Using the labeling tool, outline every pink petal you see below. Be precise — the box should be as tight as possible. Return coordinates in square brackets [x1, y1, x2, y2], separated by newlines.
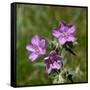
[26, 44, 35, 52]
[29, 53, 38, 61]
[67, 35, 76, 42]
[67, 25, 76, 34]
[51, 62, 60, 69]
[59, 21, 67, 32]
[31, 35, 40, 45]
[52, 30, 60, 38]
[39, 39, 45, 48]
[44, 57, 49, 64]
[46, 64, 52, 74]
[58, 37, 66, 45]
[39, 48, 46, 55]
[44, 58, 52, 74]
[60, 21, 66, 27]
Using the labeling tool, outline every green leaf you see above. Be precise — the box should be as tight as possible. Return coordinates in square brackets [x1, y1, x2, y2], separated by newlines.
[53, 74, 65, 84]
[33, 62, 45, 67]
[61, 48, 65, 58]
[63, 43, 76, 56]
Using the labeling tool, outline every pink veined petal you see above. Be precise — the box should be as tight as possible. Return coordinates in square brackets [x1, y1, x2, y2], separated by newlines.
[31, 35, 40, 45]
[49, 50, 56, 55]
[29, 53, 38, 61]
[51, 62, 60, 69]
[59, 21, 66, 32]
[67, 35, 76, 42]
[60, 21, 66, 27]
[44, 57, 51, 73]
[39, 48, 46, 55]
[52, 30, 60, 38]
[26, 44, 35, 52]
[67, 25, 76, 34]
[58, 37, 66, 45]
[44, 57, 49, 63]
[39, 39, 45, 48]
[46, 64, 52, 74]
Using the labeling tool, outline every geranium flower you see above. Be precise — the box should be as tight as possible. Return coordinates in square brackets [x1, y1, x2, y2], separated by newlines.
[26, 35, 46, 61]
[52, 21, 76, 45]
[44, 50, 62, 74]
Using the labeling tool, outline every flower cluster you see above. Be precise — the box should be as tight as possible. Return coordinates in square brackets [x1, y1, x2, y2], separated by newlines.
[26, 21, 77, 83]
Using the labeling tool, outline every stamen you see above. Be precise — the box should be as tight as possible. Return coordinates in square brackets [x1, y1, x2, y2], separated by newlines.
[34, 45, 40, 52]
[62, 32, 67, 36]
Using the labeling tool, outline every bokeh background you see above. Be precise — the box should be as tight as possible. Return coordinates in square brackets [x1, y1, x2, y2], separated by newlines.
[16, 3, 87, 86]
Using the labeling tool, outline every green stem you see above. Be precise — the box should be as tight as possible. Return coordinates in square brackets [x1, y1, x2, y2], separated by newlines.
[60, 47, 65, 70]
[54, 69, 60, 74]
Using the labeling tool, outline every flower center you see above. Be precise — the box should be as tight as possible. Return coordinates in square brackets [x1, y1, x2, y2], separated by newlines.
[49, 56, 54, 64]
[34, 45, 40, 53]
[62, 32, 67, 36]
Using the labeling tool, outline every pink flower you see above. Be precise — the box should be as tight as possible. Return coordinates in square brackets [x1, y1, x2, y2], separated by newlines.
[44, 50, 62, 74]
[52, 21, 76, 45]
[26, 35, 46, 61]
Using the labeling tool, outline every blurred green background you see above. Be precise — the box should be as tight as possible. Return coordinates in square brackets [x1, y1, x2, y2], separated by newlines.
[16, 4, 87, 86]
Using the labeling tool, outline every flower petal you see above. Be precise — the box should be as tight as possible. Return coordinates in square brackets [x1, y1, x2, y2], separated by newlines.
[60, 21, 66, 27]
[52, 30, 60, 38]
[49, 50, 56, 56]
[44, 57, 49, 62]
[44, 58, 52, 74]
[58, 37, 66, 45]
[26, 44, 35, 52]
[39, 39, 45, 48]
[67, 35, 76, 42]
[31, 35, 40, 45]
[59, 21, 67, 32]
[67, 25, 76, 34]
[29, 53, 38, 61]
[39, 48, 46, 55]
[51, 62, 60, 69]
[46, 64, 52, 74]
[57, 56, 62, 62]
